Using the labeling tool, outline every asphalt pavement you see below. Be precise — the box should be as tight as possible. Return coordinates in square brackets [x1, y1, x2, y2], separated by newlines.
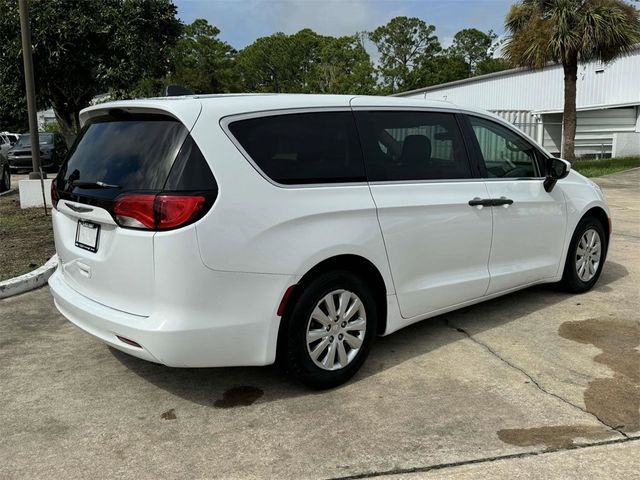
[1, 169, 638, 479]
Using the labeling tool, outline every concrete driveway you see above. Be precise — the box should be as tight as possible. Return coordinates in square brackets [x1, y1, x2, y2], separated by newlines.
[1, 169, 638, 479]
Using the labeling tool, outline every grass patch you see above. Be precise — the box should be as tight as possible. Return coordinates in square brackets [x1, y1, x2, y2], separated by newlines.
[0, 191, 55, 281]
[572, 156, 640, 178]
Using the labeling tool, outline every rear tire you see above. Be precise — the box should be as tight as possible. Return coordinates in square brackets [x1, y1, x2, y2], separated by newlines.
[284, 270, 377, 389]
[0, 167, 10, 192]
[559, 215, 607, 293]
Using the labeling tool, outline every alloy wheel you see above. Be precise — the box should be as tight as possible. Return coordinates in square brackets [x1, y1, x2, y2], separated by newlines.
[305, 289, 367, 371]
[576, 228, 601, 282]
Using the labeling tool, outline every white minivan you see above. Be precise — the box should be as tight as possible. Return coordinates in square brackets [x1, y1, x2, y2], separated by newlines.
[49, 94, 610, 388]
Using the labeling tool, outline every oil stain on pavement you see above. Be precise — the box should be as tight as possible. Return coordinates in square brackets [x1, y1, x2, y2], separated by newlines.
[498, 317, 639, 449]
[214, 386, 264, 408]
[160, 408, 177, 420]
[497, 425, 610, 450]
[559, 317, 639, 433]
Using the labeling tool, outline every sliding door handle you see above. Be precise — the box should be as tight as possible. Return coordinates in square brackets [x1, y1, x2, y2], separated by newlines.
[468, 198, 493, 207]
[491, 197, 514, 206]
[469, 197, 514, 207]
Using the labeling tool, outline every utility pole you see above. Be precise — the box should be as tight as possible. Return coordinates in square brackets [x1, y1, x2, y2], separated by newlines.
[18, 0, 47, 214]
[19, 0, 43, 179]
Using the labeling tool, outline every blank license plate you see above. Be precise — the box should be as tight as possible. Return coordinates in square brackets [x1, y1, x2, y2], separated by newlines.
[75, 220, 100, 253]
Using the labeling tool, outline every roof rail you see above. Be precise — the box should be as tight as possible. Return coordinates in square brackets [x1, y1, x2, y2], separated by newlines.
[165, 85, 194, 97]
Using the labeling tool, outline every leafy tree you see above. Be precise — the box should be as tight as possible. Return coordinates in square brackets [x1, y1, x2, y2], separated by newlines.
[412, 55, 470, 88]
[475, 57, 512, 76]
[504, 0, 640, 161]
[0, 0, 181, 145]
[0, 81, 27, 132]
[449, 28, 500, 76]
[369, 16, 441, 93]
[236, 29, 375, 94]
[308, 34, 376, 94]
[43, 121, 61, 133]
[236, 33, 298, 92]
[168, 19, 238, 94]
[289, 28, 325, 91]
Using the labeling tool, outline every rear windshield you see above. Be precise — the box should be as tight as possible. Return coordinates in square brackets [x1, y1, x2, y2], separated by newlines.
[58, 114, 189, 196]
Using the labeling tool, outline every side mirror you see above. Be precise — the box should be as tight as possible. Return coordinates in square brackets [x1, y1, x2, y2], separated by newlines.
[544, 157, 571, 192]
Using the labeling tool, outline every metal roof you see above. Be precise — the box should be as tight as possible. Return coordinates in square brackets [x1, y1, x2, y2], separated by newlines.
[394, 44, 640, 99]
[395, 49, 640, 113]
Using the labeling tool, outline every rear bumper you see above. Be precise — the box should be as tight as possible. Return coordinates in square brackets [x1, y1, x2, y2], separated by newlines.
[49, 267, 296, 367]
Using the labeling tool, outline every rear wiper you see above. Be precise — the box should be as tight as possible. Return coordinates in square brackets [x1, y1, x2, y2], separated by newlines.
[71, 180, 121, 189]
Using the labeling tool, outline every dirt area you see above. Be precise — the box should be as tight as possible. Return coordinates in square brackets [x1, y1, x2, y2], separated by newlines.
[0, 191, 55, 281]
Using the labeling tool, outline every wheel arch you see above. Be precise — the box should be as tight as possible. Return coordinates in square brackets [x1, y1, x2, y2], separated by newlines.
[558, 205, 610, 292]
[582, 206, 610, 243]
[276, 254, 389, 363]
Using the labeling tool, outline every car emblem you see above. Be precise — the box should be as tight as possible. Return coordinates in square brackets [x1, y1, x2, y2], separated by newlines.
[65, 202, 93, 213]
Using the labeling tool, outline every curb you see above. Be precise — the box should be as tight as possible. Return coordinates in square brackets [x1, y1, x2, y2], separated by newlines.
[0, 187, 16, 197]
[0, 255, 58, 299]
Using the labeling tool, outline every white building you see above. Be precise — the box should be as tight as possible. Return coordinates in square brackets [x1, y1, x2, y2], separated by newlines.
[37, 108, 56, 130]
[396, 46, 640, 158]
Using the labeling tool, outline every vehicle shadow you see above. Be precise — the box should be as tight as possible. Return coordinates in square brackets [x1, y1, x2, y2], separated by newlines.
[110, 260, 628, 407]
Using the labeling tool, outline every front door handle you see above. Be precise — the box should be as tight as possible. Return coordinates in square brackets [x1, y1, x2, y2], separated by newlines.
[468, 198, 493, 207]
[491, 197, 514, 206]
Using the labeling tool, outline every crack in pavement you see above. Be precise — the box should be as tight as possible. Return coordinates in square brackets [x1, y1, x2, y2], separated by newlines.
[444, 320, 629, 439]
[326, 436, 640, 480]
[328, 318, 637, 480]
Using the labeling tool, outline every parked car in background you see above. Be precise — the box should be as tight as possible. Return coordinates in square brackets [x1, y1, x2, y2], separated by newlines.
[1, 131, 19, 148]
[0, 155, 9, 193]
[0, 133, 14, 192]
[8, 132, 68, 173]
[5, 133, 19, 145]
[49, 94, 610, 389]
[1, 132, 13, 159]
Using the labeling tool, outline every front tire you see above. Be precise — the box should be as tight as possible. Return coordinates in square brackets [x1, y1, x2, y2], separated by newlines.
[560, 215, 607, 293]
[284, 270, 377, 389]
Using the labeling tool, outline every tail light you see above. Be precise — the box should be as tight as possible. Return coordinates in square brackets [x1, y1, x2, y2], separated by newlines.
[113, 193, 207, 231]
[51, 180, 59, 209]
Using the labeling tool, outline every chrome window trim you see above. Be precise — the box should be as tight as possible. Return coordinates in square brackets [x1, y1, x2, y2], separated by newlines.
[352, 105, 543, 147]
[220, 106, 548, 189]
[368, 177, 545, 187]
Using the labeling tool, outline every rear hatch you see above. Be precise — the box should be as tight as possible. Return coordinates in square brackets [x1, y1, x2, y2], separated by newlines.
[52, 106, 217, 316]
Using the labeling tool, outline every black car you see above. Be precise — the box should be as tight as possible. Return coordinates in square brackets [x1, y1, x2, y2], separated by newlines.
[7, 132, 68, 173]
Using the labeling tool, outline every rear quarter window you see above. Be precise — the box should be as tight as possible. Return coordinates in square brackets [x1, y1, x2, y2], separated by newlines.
[227, 111, 365, 185]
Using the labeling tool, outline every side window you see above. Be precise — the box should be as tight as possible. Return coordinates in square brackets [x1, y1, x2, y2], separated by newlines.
[354, 111, 472, 181]
[468, 116, 541, 178]
[228, 112, 365, 185]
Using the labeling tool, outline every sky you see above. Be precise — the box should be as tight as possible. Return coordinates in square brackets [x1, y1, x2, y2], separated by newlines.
[173, 0, 515, 50]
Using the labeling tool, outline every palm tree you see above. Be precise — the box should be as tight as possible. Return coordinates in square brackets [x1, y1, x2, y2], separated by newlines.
[503, 0, 640, 161]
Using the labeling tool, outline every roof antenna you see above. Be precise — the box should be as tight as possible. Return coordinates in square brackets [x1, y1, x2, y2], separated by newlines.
[165, 85, 193, 97]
